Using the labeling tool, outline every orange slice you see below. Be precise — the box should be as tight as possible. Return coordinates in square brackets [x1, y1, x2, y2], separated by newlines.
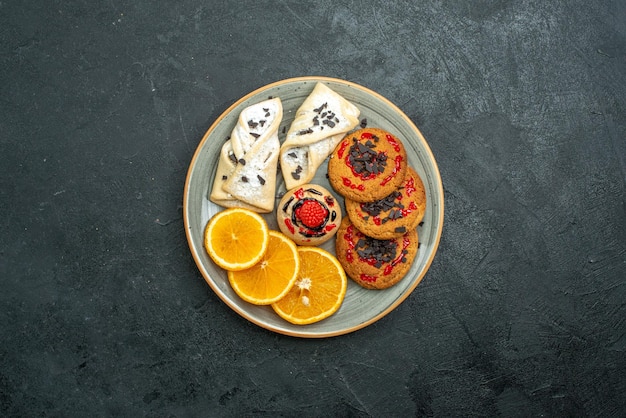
[228, 231, 300, 305]
[204, 208, 269, 271]
[272, 247, 347, 325]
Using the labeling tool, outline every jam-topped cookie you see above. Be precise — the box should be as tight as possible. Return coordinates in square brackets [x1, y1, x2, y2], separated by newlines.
[345, 166, 426, 240]
[277, 184, 342, 246]
[335, 217, 418, 290]
[328, 128, 408, 203]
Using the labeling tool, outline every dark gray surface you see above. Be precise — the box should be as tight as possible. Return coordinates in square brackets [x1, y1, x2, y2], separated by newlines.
[1, 0, 625, 416]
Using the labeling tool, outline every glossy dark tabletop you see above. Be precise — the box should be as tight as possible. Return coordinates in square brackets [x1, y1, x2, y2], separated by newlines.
[1, 1, 625, 416]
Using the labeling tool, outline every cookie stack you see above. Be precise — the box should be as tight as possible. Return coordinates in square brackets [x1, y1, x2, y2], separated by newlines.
[328, 128, 426, 289]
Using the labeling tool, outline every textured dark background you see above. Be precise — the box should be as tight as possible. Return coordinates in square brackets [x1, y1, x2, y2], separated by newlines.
[1, 0, 625, 416]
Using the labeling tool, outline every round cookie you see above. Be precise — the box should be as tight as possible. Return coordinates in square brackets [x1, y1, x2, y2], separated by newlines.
[345, 166, 426, 240]
[277, 184, 342, 246]
[335, 217, 419, 290]
[328, 128, 408, 203]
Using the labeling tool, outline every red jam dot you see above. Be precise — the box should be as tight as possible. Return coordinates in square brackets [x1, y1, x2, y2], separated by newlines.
[337, 140, 350, 159]
[401, 202, 417, 217]
[295, 199, 328, 228]
[380, 155, 403, 186]
[344, 225, 357, 262]
[385, 134, 401, 152]
[284, 218, 295, 234]
[360, 273, 378, 283]
[384, 235, 411, 276]
[404, 176, 416, 197]
[342, 177, 365, 191]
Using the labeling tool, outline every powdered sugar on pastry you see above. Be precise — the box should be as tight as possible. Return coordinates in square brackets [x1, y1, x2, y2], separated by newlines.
[210, 97, 282, 213]
[280, 83, 360, 190]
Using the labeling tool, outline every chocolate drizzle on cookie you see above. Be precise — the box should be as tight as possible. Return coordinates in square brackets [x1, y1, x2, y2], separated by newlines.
[355, 236, 399, 269]
[347, 136, 388, 179]
[361, 190, 404, 217]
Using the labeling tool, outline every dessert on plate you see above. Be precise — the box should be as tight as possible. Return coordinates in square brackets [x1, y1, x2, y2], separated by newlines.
[328, 127, 408, 203]
[276, 184, 342, 246]
[344, 166, 426, 240]
[335, 217, 419, 290]
[210, 97, 282, 213]
[280, 83, 360, 190]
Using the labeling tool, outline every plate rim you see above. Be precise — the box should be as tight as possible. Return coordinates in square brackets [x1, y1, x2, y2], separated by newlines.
[183, 76, 444, 338]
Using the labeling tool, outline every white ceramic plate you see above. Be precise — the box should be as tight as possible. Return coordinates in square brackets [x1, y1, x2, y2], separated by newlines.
[183, 77, 444, 338]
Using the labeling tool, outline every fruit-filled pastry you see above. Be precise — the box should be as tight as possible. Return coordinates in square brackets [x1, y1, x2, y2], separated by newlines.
[280, 83, 360, 190]
[210, 97, 283, 213]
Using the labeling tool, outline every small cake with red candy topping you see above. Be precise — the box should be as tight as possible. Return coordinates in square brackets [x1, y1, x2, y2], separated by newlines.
[328, 127, 408, 203]
[277, 184, 342, 246]
[344, 166, 426, 240]
[335, 217, 419, 289]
